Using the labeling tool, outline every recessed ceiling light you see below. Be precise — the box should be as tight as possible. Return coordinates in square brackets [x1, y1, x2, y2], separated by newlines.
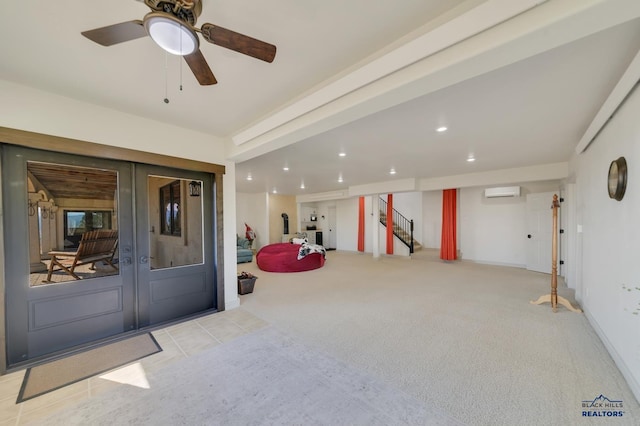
[246, 175, 253, 181]
[389, 168, 396, 175]
[339, 152, 346, 157]
[436, 126, 448, 132]
[467, 157, 476, 162]
[283, 166, 289, 171]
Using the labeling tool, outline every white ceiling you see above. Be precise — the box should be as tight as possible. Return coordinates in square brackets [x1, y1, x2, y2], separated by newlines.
[0, 0, 464, 136]
[235, 18, 640, 194]
[2, 1, 640, 196]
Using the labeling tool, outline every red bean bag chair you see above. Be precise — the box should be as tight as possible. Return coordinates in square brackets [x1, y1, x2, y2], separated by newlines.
[256, 243, 325, 272]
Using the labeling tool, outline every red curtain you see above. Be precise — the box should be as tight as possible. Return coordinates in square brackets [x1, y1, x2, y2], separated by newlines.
[386, 194, 394, 254]
[357, 196, 365, 252]
[440, 189, 457, 261]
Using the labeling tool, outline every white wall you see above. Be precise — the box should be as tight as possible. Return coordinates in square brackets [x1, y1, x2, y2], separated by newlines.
[332, 195, 411, 256]
[422, 190, 442, 249]
[0, 80, 240, 310]
[459, 187, 527, 267]
[391, 192, 423, 246]
[315, 201, 337, 248]
[575, 84, 640, 400]
[222, 163, 239, 309]
[0, 80, 227, 164]
[236, 192, 269, 250]
[336, 198, 359, 251]
[375, 225, 411, 256]
[560, 182, 577, 288]
[330, 184, 568, 263]
[458, 182, 560, 267]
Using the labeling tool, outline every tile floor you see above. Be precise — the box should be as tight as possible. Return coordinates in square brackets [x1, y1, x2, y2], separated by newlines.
[0, 308, 268, 425]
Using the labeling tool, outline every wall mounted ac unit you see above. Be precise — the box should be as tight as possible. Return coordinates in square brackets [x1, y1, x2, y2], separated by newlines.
[484, 186, 521, 198]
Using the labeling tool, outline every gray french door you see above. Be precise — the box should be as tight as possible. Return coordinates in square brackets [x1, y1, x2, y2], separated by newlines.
[2, 146, 136, 366]
[135, 164, 215, 326]
[2, 146, 217, 368]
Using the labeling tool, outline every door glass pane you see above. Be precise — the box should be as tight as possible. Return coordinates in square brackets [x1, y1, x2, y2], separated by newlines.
[148, 176, 203, 270]
[27, 162, 119, 286]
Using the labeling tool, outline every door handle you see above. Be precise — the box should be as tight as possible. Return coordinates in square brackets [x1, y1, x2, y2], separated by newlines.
[139, 256, 149, 264]
[121, 257, 132, 266]
[527, 234, 532, 239]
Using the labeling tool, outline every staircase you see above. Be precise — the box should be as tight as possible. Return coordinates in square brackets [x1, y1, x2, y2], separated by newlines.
[379, 198, 422, 254]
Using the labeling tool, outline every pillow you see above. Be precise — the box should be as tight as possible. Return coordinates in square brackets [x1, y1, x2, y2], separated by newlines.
[292, 237, 308, 245]
[237, 236, 251, 249]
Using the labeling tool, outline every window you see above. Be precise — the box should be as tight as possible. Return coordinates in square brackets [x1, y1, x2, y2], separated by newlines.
[63, 210, 113, 248]
[160, 180, 181, 236]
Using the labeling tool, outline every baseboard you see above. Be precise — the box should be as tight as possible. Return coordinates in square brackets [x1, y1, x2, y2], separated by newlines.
[225, 297, 240, 310]
[584, 310, 640, 404]
[462, 259, 526, 269]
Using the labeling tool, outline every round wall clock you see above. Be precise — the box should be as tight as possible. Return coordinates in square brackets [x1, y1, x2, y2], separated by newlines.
[608, 156, 627, 201]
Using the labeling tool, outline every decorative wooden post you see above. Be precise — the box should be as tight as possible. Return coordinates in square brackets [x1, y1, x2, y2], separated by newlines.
[530, 194, 582, 313]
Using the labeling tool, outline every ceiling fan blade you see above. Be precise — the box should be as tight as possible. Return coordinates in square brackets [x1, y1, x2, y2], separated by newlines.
[200, 23, 276, 63]
[81, 20, 147, 46]
[184, 50, 217, 85]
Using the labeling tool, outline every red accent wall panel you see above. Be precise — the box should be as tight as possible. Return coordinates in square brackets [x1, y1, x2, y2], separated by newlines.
[440, 189, 457, 260]
[357, 196, 365, 252]
[386, 194, 394, 255]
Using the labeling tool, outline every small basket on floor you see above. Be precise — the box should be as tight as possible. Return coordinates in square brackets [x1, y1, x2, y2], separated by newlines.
[237, 272, 257, 295]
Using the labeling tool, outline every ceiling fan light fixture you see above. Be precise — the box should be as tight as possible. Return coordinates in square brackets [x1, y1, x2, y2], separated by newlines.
[144, 13, 199, 56]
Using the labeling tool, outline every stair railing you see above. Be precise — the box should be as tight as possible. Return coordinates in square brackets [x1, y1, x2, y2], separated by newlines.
[379, 198, 414, 253]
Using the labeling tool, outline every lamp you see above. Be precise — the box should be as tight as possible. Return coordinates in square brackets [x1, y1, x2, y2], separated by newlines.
[143, 12, 199, 56]
[189, 181, 201, 197]
[28, 199, 36, 216]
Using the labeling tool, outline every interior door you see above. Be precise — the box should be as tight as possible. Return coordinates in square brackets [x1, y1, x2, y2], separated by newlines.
[2, 146, 135, 366]
[327, 206, 337, 249]
[526, 191, 557, 274]
[135, 164, 216, 327]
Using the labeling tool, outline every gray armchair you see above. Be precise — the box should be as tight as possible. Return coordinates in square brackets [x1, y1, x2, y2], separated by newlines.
[237, 235, 253, 263]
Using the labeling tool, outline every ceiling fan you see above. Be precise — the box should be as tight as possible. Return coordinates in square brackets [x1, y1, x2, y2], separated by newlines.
[81, 0, 276, 85]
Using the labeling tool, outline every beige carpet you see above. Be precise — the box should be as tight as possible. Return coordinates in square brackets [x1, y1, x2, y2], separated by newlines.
[238, 249, 640, 425]
[17, 333, 161, 403]
[17, 250, 639, 425]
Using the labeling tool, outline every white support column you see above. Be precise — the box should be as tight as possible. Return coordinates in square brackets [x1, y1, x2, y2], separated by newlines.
[38, 200, 56, 258]
[372, 195, 380, 259]
[28, 194, 46, 272]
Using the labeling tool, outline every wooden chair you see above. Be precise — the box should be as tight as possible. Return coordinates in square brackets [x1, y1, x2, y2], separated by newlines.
[45, 230, 119, 282]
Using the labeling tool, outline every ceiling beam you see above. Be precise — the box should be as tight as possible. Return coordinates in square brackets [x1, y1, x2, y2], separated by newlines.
[228, 0, 640, 163]
[231, 0, 548, 148]
[575, 46, 640, 154]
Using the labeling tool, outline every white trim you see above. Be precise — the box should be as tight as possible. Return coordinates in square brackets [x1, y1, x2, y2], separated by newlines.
[225, 297, 241, 310]
[232, 0, 547, 147]
[349, 179, 418, 197]
[575, 47, 640, 154]
[585, 311, 640, 404]
[296, 190, 349, 203]
[419, 162, 568, 191]
[461, 259, 527, 269]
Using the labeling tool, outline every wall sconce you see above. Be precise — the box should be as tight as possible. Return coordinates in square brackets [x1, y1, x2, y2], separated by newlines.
[189, 181, 201, 197]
